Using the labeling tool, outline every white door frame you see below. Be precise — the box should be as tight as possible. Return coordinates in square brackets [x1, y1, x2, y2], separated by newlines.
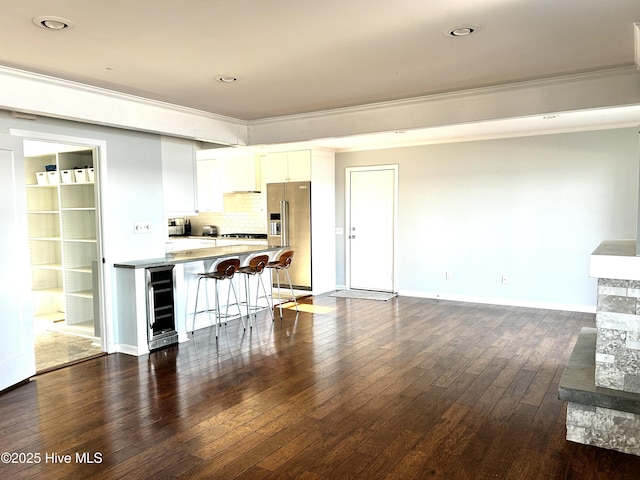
[10, 128, 112, 354]
[0, 133, 35, 390]
[345, 164, 399, 292]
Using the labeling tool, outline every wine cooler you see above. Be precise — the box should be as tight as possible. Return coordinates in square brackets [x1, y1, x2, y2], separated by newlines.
[146, 265, 178, 350]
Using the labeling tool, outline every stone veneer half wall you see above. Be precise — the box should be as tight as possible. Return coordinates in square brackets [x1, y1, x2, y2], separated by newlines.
[596, 278, 640, 393]
[567, 402, 640, 456]
[559, 240, 640, 457]
[559, 327, 640, 457]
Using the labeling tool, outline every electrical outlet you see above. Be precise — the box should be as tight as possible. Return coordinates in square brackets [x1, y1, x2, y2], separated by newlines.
[446, 271, 453, 280]
[501, 275, 509, 284]
[134, 221, 152, 234]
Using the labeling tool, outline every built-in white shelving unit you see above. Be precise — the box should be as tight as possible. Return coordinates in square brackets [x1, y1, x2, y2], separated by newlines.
[24, 150, 98, 335]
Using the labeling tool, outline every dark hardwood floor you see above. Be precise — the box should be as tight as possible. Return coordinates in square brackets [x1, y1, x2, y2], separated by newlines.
[2, 294, 640, 479]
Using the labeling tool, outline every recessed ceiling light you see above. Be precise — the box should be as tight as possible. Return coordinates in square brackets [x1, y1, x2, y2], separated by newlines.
[32, 16, 74, 31]
[445, 25, 478, 37]
[214, 75, 238, 83]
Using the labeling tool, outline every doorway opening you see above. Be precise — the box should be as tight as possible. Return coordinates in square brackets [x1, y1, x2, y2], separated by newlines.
[345, 165, 398, 293]
[23, 139, 105, 372]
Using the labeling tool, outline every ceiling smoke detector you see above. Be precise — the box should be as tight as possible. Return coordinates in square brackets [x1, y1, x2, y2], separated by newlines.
[32, 16, 74, 30]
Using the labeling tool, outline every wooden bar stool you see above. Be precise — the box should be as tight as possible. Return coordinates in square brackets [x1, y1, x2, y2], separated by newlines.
[191, 257, 245, 337]
[237, 253, 274, 327]
[266, 250, 299, 319]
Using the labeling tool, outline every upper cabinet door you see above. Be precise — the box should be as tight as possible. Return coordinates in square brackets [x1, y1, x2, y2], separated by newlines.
[196, 159, 223, 212]
[260, 152, 288, 184]
[260, 150, 310, 185]
[161, 136, 198, 215]
[286, 150, 311, 181]
[197, 147, 261, 193]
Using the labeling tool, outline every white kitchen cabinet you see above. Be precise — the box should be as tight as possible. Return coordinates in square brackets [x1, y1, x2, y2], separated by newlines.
[25, 149, 99, 334]
[161, 136, 198, 215]
[197, 146, 261, 193]
[196, 158, 223, 212]
[287, 150, 312, 181]
[260, 151, 288, 184]
[260, 150, 311, 185]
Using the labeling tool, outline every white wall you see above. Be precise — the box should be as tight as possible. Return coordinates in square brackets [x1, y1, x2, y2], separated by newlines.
[335, 128, 639, 311]
[0, 110, 167, 352]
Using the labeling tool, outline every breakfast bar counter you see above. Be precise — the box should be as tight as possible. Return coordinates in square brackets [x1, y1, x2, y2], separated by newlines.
[114, 244, 283, 269]
[114, 244, 284, 356]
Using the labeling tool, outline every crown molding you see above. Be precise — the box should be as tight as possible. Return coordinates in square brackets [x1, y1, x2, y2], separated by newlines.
[248, 67, 640, 145]
[0, 65, 248, 145]
[2, 64, 639, 148]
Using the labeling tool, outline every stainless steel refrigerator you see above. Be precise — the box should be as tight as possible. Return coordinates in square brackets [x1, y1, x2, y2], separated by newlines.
[267, 181, 312, 290]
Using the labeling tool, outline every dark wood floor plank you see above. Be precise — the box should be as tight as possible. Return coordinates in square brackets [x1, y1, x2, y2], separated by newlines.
[351, 393, 417, 457]
[456, 356, 509, 406]
[198, 415, 319, 480]
[474, 402, 539, 479]
[504, 447, 546, 480]
[260, 418, 361, 480]
[384, 402, 471, 480]
[297, 425, 370, 478]
[439, 385, 507, 457]
[353, 428, 424, 479]
[3, 296, 640, 479]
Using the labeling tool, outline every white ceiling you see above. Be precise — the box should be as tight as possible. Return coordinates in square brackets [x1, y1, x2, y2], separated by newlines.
[2, 1, 640, 150]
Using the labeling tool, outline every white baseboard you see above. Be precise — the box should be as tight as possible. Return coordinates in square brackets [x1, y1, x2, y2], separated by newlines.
[114, 343, 148, 357]
[397, 290, 596, 314]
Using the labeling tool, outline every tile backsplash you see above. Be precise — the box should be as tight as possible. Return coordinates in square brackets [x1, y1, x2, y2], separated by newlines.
[190, 192, 266, 235]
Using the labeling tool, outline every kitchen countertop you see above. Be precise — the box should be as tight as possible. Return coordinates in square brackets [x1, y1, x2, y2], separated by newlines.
[167, 235, 267, 240]
[114, 244, 283, 269]
[168, 235, 218, 239]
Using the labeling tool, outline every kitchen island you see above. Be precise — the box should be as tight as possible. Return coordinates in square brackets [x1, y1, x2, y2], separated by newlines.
[114, 244, 283, 355]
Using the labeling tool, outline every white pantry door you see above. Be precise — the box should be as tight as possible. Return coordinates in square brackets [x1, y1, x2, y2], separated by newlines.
[346, 165, 397, 292]
[0, 134, 35, 391]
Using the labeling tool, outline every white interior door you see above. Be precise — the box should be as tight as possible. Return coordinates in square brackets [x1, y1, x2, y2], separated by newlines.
[0, 134, 35, 391]
[347, 166, 397, 292]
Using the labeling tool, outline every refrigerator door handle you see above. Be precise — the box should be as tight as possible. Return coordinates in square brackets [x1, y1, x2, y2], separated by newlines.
[281, 200, 289, 246]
